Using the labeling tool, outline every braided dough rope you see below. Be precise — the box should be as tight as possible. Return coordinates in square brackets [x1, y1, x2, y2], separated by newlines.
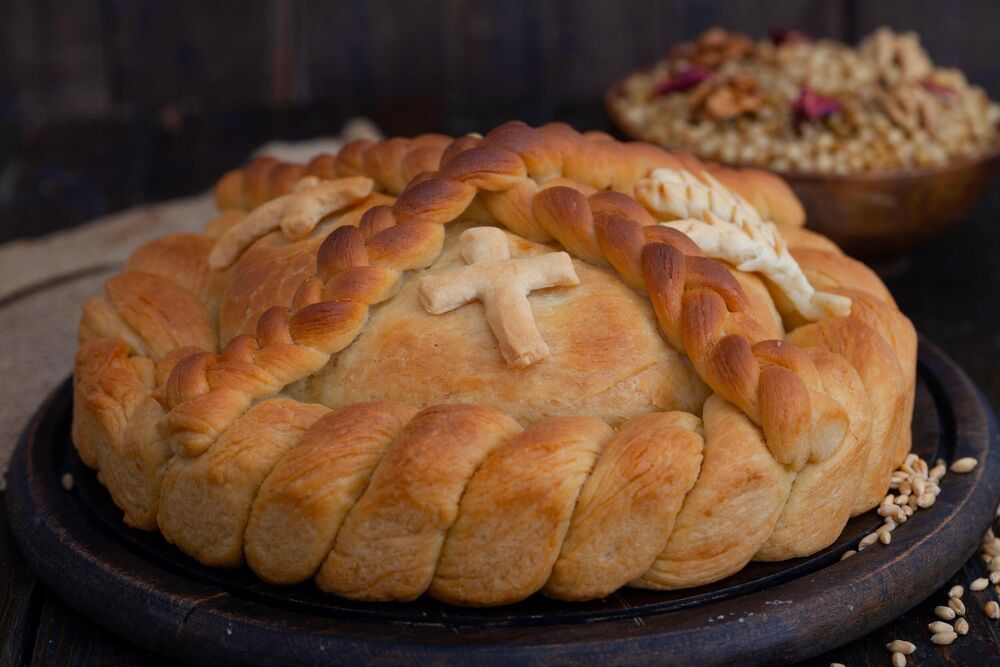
[213, 134, 453, 211]
[73, 136, 453, 529]
[635, 167, 851, 321]
[80, 122, 914, 606]
[75, 227, 232, 528]
[208, 134, 452, 271]
[761, 230, 917, 510]
[74, 203, 259, 524]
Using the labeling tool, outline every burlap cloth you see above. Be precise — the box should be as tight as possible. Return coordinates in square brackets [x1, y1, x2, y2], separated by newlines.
[0, 120, 382, 484]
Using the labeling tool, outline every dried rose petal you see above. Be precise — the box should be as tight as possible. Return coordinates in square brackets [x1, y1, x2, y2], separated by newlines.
[770, 28, 812, 46]
[922, 80, 957, 99]
[655, 67, 713, 96]
[793, 87, 842, 122]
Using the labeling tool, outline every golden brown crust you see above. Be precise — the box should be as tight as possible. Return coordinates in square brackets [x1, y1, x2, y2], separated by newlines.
[157, 399, 329, 566]
[245, 401, 417, 584]
[218, 233, 327, 342]
[545, 412, 703, 600]
[78, 269, 216, 362]
[793, 247, 896, 306]
[831, 287, 917, 467]
[761, 244, 896, 332]
[787, 317, 907, 514]
[71, 121, 915, 607]
[316, 405, 522, 601]
[72, 339, 151, 469]
[634, 395, 794, 588]
[213, 134, 452, 211]
[208, 177, 375, 270]
[102, 272, 215, 360]
[755, 348, 871, 559]
[430, 417, 611, 606]
[124, 234, 223, 306]
[779, 225, 843, 254]
[107, 395, 170, 529]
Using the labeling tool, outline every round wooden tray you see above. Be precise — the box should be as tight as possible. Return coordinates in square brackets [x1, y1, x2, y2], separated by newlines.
[6, 337, 999, 666]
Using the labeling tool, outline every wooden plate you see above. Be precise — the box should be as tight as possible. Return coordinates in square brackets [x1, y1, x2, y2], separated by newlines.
[6, 337, 999, 666]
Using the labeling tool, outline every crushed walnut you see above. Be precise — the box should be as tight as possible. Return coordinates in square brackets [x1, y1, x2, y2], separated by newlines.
[876, 83, 943, 135]
[668, 27, 755, 70]
[611, 27, 1000, 173]
[860, 27, 933, 85]
[688, 72, 765, 121]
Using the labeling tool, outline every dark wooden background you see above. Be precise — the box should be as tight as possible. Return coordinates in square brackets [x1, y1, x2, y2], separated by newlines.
[2, 1, 1000, 665]
[4, 0, 1000, 244]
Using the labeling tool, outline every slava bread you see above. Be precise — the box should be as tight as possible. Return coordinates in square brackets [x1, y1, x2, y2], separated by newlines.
[73, 122, 915, 606]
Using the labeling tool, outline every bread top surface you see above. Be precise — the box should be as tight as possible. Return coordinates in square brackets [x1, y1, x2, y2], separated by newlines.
[308, 221, 711, 426]
[219, 231, 326, 343]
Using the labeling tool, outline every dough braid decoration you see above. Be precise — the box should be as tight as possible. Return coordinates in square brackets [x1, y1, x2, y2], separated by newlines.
[72, 134, 453, 528]
[207, 133, 453, 270]
[79, 122, 916, 606]
[213, 133, 452, 210]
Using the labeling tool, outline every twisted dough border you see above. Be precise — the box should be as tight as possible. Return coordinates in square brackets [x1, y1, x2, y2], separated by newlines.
[76, 122, 916, 606]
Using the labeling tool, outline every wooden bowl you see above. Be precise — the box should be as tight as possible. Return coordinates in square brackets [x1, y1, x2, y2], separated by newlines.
[606, 81, 1000, 261]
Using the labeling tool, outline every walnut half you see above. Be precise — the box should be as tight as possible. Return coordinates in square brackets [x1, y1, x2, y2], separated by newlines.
[689, 73, 764, 121]
[669, 28, 755, 70]
[877, 83, 942, 135]
[860, 27, 933, 84]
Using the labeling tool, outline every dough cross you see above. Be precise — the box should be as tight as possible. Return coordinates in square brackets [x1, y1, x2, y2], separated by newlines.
[418, 227, 580, 369]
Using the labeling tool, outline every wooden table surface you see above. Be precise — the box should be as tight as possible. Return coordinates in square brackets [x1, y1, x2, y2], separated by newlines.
[2, 104, 999, 666]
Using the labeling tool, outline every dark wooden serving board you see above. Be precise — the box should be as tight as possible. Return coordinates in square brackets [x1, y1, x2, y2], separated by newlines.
[6, 337, 999, 667]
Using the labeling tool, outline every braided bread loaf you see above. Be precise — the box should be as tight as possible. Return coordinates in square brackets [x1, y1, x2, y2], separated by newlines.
[73, 122, 915, 606]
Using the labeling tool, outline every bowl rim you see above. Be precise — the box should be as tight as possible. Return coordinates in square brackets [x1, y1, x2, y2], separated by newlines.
[605, 68, 1000, 182]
